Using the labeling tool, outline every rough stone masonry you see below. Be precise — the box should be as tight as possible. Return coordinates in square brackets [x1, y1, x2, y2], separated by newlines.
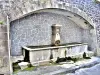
[0, 0, 100, 75]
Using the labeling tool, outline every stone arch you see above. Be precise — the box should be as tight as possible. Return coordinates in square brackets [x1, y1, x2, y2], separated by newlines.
[12, 2, 95, 27]
[10, 2, 98, 56]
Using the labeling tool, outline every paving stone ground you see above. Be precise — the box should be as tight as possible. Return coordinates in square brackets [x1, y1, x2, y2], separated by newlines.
[13, 57, 100, 75]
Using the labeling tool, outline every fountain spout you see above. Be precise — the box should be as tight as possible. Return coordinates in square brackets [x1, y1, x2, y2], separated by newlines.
[51, 24, 62, 46]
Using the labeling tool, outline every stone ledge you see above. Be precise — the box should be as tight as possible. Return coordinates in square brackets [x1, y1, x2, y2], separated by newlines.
[23, 43, 87, 51]
[11, 56, 24, 63]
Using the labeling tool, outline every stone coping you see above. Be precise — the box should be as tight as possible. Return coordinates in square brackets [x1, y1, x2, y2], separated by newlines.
[22, 43, 87, 51]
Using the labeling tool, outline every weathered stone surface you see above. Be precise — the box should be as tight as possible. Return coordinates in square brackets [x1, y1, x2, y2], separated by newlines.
[0, 25, 7, 32]
[29, 50, 51, 65]
[0, 40, 8, 47]
[10, 11, 94, 56]
[0, 0, 100, 31]
[0, 25, 10, 74]
[0, 0, 99, 55]
[0, 0, 100, 74]
[0, 56, 10, 74]
[18, 62, 29, 70]
[0, 32, 7, 40]
[22, 44, 94, 65]
[0, 57, 3, 67]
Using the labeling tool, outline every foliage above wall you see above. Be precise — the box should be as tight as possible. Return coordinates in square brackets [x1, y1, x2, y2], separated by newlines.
[95, 0, 100, 3]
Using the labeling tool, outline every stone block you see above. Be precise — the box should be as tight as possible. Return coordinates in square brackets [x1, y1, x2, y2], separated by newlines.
[39, 60, 50, 66]
[0, 42, 8, 56]
[0, 67, 10, 74]
[96, 48, 100, 56]
[86, 51, 94, 57]
[18, 62, 29, 70]
[51, 58, 57, 62]
[0, 25, 7, 32]
[59, 48, 66, 58]
[52, 49, 59, 59]
[3, 56, 9, 67]
[0, 32, 7, 40]
[0, 40, 8, 48]
[0, 46, 8, 56]
[11, 56, 24, 63]
[29, 50, 51, 65]
[0, 57, 3, 67]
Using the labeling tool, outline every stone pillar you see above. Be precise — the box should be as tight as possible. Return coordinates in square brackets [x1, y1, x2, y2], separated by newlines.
[0, 24, 10, 74]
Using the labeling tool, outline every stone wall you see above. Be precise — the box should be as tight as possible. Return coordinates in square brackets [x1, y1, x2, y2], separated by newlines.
[0, 0, 11, 74]
[0, 0, 99, 48]
[10, 11, 93, 56]
[6, 0, 100, 49]
[0, 0, 99, 74]
[0, 24, 10, 74]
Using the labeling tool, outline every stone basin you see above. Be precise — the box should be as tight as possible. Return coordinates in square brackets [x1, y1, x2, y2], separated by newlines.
[22, 43, 94, 66]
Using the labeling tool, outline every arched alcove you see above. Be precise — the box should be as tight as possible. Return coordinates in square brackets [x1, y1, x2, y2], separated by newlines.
[10, 8, 97, 56]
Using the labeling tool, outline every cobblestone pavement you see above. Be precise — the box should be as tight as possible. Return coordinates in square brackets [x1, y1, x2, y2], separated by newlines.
[13, 65, 65, 75]
[13, 57, 100, 75]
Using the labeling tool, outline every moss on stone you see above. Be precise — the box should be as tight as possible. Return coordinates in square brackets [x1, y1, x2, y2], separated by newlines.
[55, 57, 84, 63]
[22, 66, 36, 71]
[13, 62, 21, 74]
[13, 69, 21, 74]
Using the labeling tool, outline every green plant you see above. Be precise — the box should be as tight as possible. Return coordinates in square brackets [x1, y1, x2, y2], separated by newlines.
[13, 62, 21, 74]
[95, 0, 100, 3]
[71, 58, 78, 63]
[0, 21, 3, 25]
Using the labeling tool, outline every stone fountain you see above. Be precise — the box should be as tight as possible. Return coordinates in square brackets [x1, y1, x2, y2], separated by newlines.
[22, 24, 94, 66]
